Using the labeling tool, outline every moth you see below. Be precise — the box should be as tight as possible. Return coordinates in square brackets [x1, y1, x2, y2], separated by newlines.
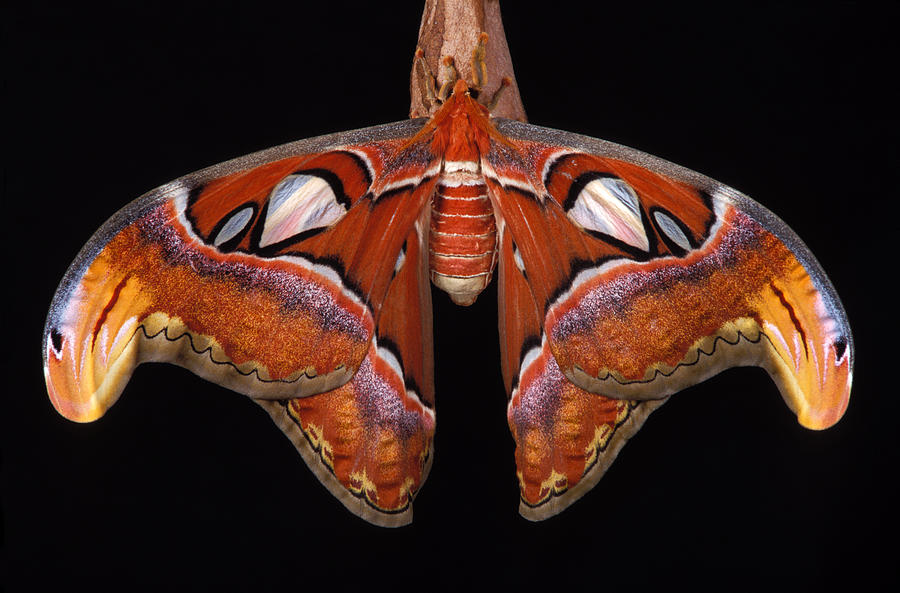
[42, 18, 853, 527]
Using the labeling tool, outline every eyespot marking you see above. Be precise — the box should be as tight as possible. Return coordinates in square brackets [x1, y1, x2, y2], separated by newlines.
[213, 206, 255, 247]
[652, 210, 692, 253]
[259, 174, 346, 248]
[567, 176, 648, 251]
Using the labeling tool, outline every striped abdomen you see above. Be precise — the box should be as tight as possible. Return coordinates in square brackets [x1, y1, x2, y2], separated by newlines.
[429, 161, 498, 305]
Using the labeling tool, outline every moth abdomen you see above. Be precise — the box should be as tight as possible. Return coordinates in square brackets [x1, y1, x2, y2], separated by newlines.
[428, 160, 498, 305]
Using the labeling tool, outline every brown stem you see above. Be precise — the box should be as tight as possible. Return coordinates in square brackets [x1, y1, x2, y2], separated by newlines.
[409, 0, 527, 121]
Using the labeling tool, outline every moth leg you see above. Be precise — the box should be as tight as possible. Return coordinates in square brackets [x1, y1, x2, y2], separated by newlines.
[413, 47, 459, 106]
[470, 31, 489, 92]
[414, 47, 440, 110]
[420, 32, 488, 104]
[486, 76, 512, 113]
[437, 55, 459, 101]
[469, 34, 516, 115]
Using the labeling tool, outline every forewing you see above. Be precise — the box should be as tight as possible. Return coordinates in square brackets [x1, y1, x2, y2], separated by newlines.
[42, 119, 432, 423]
[492, 119, 852, 431]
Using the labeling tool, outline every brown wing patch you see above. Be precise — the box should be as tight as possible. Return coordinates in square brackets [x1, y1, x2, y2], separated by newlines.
[507, 340, 664, 519]
[260, 341, 435, 527]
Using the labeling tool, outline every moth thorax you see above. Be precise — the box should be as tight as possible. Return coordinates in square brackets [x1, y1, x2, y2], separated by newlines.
[429, 161, 498, 306]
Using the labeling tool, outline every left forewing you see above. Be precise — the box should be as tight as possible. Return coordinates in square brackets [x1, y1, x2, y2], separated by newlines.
[42, 120, 432, 423]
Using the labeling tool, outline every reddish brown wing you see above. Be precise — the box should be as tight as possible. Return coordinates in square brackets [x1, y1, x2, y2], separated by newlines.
[43, 119, 439, 525]
[257, 218, 437, 525]
[485, 119, 853, 518]
[495, 209, 666, 518]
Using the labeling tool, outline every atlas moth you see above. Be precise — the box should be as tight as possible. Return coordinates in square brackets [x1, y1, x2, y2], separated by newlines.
[42, 9, 852, 527]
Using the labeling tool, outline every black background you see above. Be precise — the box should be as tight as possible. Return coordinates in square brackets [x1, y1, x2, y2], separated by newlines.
[4, 1, 897, 590]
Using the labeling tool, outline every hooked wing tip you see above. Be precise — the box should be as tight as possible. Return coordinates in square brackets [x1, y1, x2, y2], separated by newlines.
[43, 322, 137, 423]
[778, 335, 853, 431]
[754, 272, 854, 431]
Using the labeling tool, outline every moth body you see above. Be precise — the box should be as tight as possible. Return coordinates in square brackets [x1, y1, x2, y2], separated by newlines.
[428, 159, 498, 305]
[421, 80, 501, 305]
